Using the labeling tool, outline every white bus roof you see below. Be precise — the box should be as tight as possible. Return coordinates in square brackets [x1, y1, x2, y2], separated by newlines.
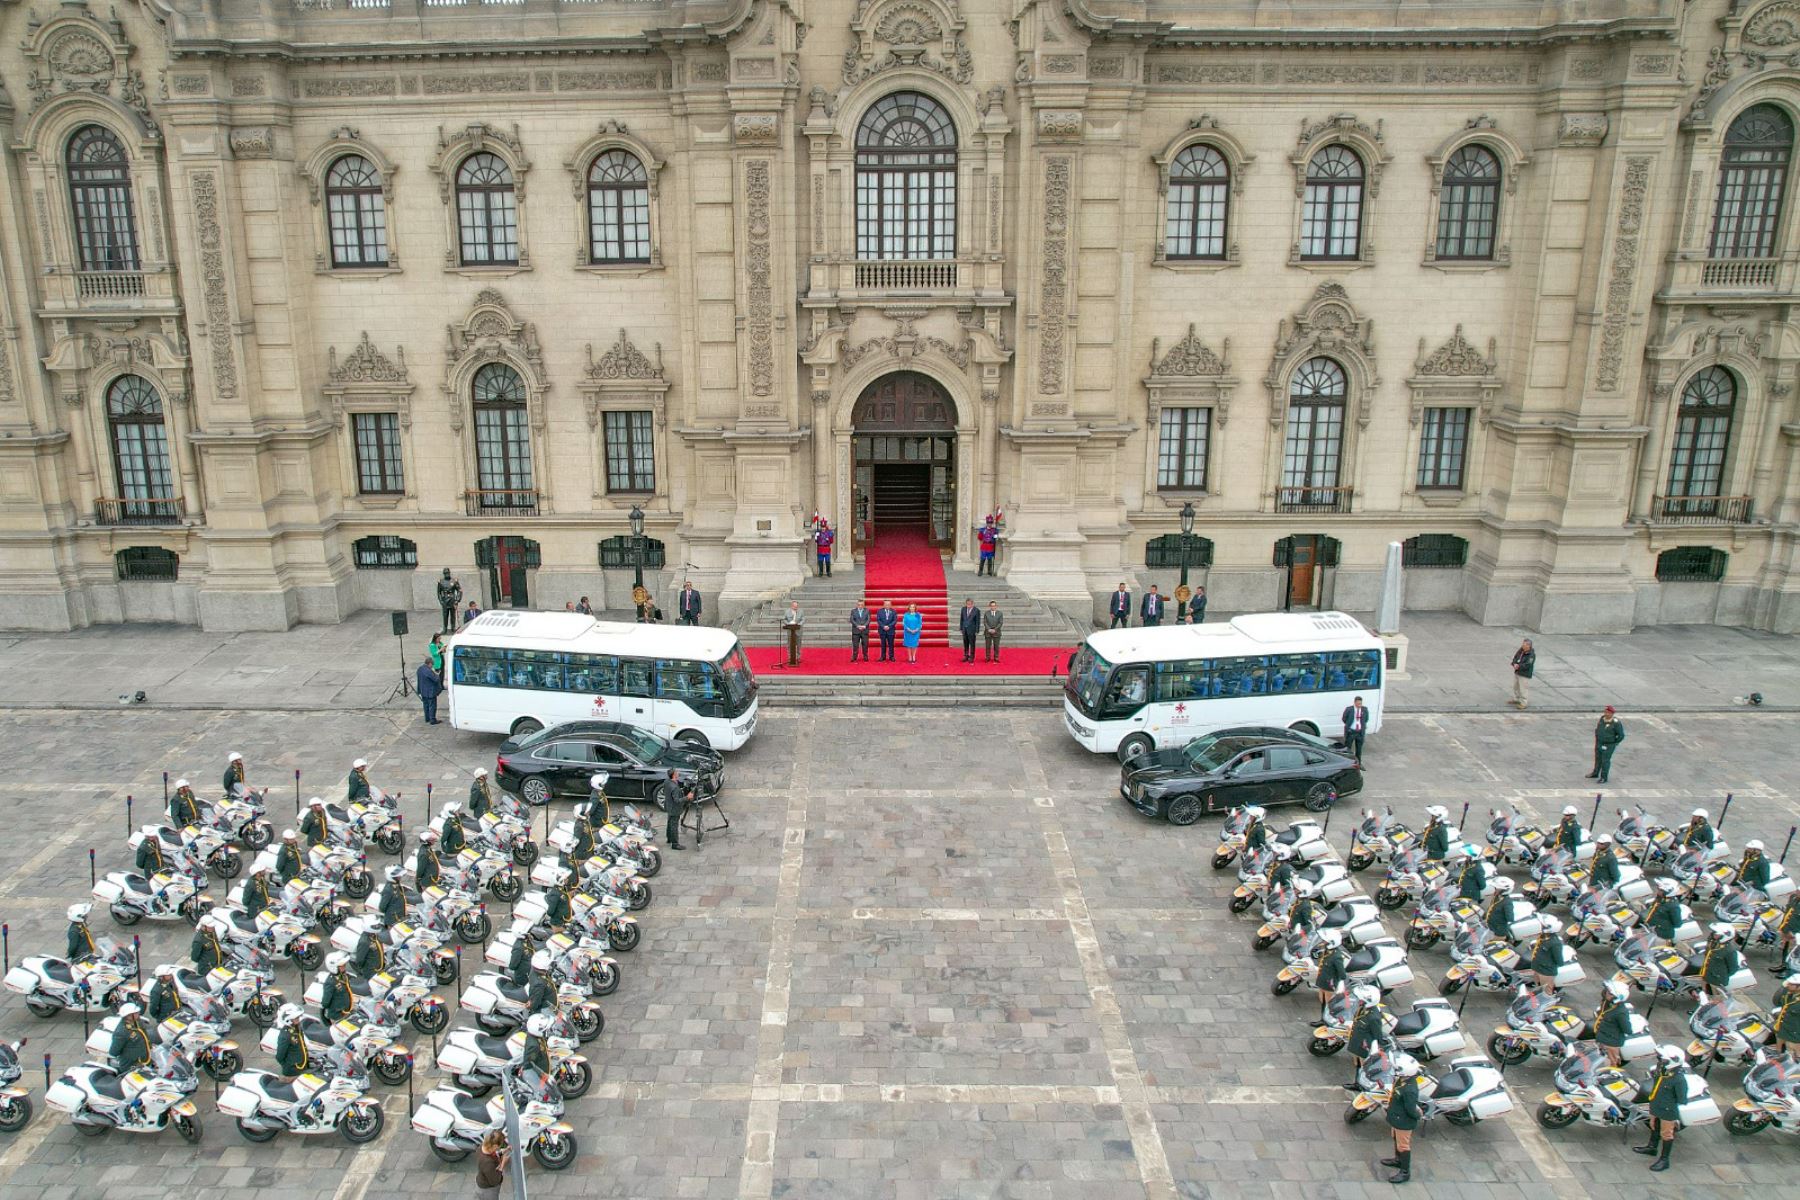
[1086, 611, 1378, 664]
[451, 611, 741, 659]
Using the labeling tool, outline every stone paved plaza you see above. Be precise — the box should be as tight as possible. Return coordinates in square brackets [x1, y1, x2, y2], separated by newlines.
[0, 702, 1795, 1199]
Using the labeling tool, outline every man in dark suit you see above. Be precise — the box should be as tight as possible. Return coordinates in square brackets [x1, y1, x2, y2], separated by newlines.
[1341, 696, 1369, 765]
[875, 600, 898, 662]
[1141, 585, 1165, 626]
[416, 660, 443, 725]
[849, 600, 871, 662]
[677, 581, 702, 626]
[958, 599, 981, 663]
[1189, 586, 1208, 624]
[1107, 583, 1131, 629]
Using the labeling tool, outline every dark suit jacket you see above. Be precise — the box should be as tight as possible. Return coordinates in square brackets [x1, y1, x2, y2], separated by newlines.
[1109, 591, 1131, 617]
[959, 606, 981, 636]
[678, 589, 702, 620]
[416, 664, 443, 699]
[876, 609, 898, 633]
[1141, 594, 1165, 621]
[1341, 705, 1368, 733]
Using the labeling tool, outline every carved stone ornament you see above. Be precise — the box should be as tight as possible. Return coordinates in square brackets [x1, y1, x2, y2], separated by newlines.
[1745, 2, 1800, 47]
[429, 123, 529, 203]
[329, 333, 409, 384]
[21, 8, 156, 134]
[1150, 326, 1230, 377]
[734, 114, 780, 145]
[1038, 111, 1083, 141]
[1689, 47, 1735, 119]
[843, 0, 973, 86]
[1596, 157, 1652, 392]
[744, 159, 774, 397]
[1292, 113, 1390, 197]
[1414, 326, 1497, 377]
[228, 127, 275, 159]
[1265, 282, 1379, 428]
[1558, 113, 1609, 146]
[445, 290, 545, 384]
[585, 329, 664, 381]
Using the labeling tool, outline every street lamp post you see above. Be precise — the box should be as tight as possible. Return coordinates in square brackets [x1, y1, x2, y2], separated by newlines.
[1176, 501, 1197, 621]
[628, 505, 646, 591]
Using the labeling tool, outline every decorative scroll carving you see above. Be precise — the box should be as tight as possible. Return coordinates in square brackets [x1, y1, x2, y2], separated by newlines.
[229, 75, 266, 97]
[21, 11, 157, 133]
[1745, 1, 1800, 45]
[1038, 157, 1070, 395]
[191, 173, 238, 399]
[734, 114, 779, 145]
[431, 123, 529, 202]
[445, 290, 544, 383]
[1151, 326, 1229, 377]
[745, 160, 773, 397]
[228, 127, 275, 159]
[1633, 54, 1676, 75]
[1156, 64, 1255, 85]
[557, 70, 661, 91]
[424, 73, 530, 96]
[1414, 326, 1497, 377]
[1292, 113, 1390, 196]
[1597, 157, 1652, 393]
[586, 329, 663, 381]
[1558, 113, 1609, 146]
[1570, 57, 1606, 80]
[302, 77, 394, 98]
[691, 61, 727, 83]
[1038, 111, 1082, 141]
[0, 339, 16, 404]
[1690, 47, 1734, 118]
[1265, 282, 1379, 428]
[329, 333, 408, 384]
[1090, 57, 1125, 80]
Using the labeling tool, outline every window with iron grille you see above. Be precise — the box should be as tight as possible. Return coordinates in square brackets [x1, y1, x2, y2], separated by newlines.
[602, 410, 655, 493]
[1164, 145, 1229, 260]
[67, 125, 140, 272]
[1709, 105, 1792, 260]
[325, 155, 389, 268]
[1417, 407, 1471, 490]
[455, 153, 518, 266]
[598, 535, 666, 570]
[854, 92, 957, 261]
[1435, 145, 1500, 260]
[587, 150, 650, 263]
[1144, 533, 1215, 570]
[1156, 407, 1210, 490]
[352, 535, 417, 569]
[1282, 358, 1346, 492]
[1655, 546, 1728, 582]
[1401, 534, 1469, 569]
[107, 375, 174, 511]
[1667, 366, 1735, 508]
[115, 546, 178, 581]
[351, 412, 404, 494]
[1300, 146, 1363, 260]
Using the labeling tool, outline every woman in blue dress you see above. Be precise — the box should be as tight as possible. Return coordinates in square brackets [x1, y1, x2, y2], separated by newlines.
[901, 604, 923, 664]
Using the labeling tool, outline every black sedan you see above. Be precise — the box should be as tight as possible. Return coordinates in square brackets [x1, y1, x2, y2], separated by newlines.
[1122, 724, 1341, 782]
[1120, 733, 1362, 826]
[496, 720, 723, 807]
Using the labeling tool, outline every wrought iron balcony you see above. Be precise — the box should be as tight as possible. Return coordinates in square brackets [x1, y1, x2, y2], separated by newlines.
[1649, 494, 1753, 524]
[96, 495, 184, 526]
[464, 489, 539, 517]
[1276, 486, 1354, 514]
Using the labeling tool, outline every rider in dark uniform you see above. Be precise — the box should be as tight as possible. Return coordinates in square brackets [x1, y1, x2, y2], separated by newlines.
[299, 799, 331, 848]
[351, 925, 387, 980]
[377, 866, 409, 927]
[274, 831, 305, 885]
[346, 760, 372, 804]
[189, 918, 226, 974]
[145, 965, 182, 1023]
[1346, 987, 1385, 1090]
[239, 866, 274, 915]
[1593, 980, 1633, 1067]
[320, 954, 357, 1024]
[221, 753, 246, 802]
[1382, 1067, 1424, 1184]
[1588, 835, 1622, 892]
[169, 779, 203, 829]
[66, 904, 99, 966]
[108, 1005, 156, 1072]
[1457, 853, 1488, 902]
[467, 770, 493, 820]
[1644, 882, 1685, 942]
[1636, 1047, 1690, 1172]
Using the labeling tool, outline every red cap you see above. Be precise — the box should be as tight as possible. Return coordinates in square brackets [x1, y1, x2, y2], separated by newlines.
[1603, 705, 1616, 714]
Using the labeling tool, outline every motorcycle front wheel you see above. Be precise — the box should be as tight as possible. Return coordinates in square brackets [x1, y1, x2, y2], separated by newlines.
[343, 873, 373, 900]
[294, 942, 324, 972]
[0, 1094, 30, 1132]
[457, 911, 491, 945]
[589, 960, 620, 997]
[1404, 927, 1440, 951]
[375, 828, 403, 856]
[512, 842, 540, 868]
[1346, 850, 1374, 873]
[207, 1048, 244, 1081]
[434, 957, 457, 985]
[339, 1103, 384, 1144]
[412, 1005, 450, 1037]
[374, 1053, 412, 1086]
[1271, 976, 1299, 997]
[210, 850, 244, 880]
[627, 883, 651, 911]
[1343, 1104, 1371, 1125]
[242, 822, 273, 851]
[1307, 1036, 1342, 1058]
[532, 1129, 578, 1171]
[571, 1007, 604, 1043]
[24, 997, 59, 1019]
[489, 873, 523, 904]
[174, 1113, 202, 1143]
[1210, 851, 1235, 870]
[1727, 1108, 1772, 1136]
[609, 922, 640, 953]
[557, 1060, 593, 1099]
[1534, 1101, 1579, 1129]
[1251, 931, 1278, 952]
[1485, 1034, 1531, 1067]
[638, 849, 661, 878]
[1374, 889, 1407, 912]
[247, 994, 280, 1028]
[109, 904, 142, 927]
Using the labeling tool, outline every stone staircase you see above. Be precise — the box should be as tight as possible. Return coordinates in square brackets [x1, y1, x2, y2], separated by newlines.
[728, 564, 1090, 651]
[752, 671, 1070, 709]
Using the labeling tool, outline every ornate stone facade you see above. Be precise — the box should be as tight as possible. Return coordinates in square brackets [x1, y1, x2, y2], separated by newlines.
[0, 0, 1795, 634]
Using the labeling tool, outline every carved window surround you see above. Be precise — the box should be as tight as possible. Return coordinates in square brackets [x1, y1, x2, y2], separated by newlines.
[1421, 116, 1529, 271]
[300, 127, 402, 277]
[1151, 116, 1254, 271]
[575, 328, 671, 500]
[324, 332, 416, 504]
[1287, 113, 1390, 269]
[427, 122, 533, 274]
[1143, 324, 1235, 502]
[442, 290, 552, 511]
[1402, 326, 1501, 506]
[564, 123, 666, 273]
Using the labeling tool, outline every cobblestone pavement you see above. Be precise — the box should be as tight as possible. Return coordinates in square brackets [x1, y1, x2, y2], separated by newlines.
[0, 703, 1793, 1199]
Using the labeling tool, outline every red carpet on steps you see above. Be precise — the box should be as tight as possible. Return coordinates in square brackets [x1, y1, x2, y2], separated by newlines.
[745, 645, 1072, 677]
[858, 524, 950, 646]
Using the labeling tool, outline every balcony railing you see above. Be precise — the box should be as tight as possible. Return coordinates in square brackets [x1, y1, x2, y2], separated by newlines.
[464, 489, 539, 517]
[1276, 486, 1354, 514]
[1663, 254, 1792, 299]
[1650, 494, 1753, 524]
[851, 260, 962, 290]
[96, 495, 184, 526]
[1699, 258, 1778, 289]
[75, 271, 145, 302]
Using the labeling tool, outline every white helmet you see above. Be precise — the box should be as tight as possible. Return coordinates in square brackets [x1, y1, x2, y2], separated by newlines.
[281, 829, 297, 842]
[228, 753, 243, 764]
[1596, 834, 1613, 845]
[277, 1003, 304, 1026]
[474, 768, 488, 779]
[1562, 806, 1578, 816]
[526, 1013, 555, 1037]
[310, 796, 326, 809]
[1272, 843, 1295, 860]
[155, 962, 177, 977]
[117, 1003, 141, 1018]
[353, 758, 368, 770]
[1461, 843, 1482, 859]
[174, 779, 190, 789]
[384, 864, 404, 881]
[1785, 974, 1800, 988]
[1427, 805, 1447, 819]
[1657, 1044, 1686, 1065]
[1709, 922, 1735, 939]
[554, 867, 573, 886]
[1318, 929, 1343, 948]
[200, 912, 230, 935]
[66, 902, 90, 921]
[251, 850, 277, 875]
[1353, 985, 1380, 1007]
[419, 829, 439, 844]
[1656, 878, 1679, 895]
[1246, 806, 1266, 820]
[1492, 877, 1514, 894]
[531, 950, 552, 970]
[1692, 808, 1709, 819]
[325, 952, 349, 971]
[589, 774, 607, 791]
[1748, 839, 1765, 852]
[1604, 980, 1628, 1001]
[437, 804, 458, 823]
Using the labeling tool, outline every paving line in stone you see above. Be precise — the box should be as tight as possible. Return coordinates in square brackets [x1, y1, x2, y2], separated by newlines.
[1416, 715, 1502, 784]
[735, 712, 813, 1200]
[1015, 716, 1177, 1200]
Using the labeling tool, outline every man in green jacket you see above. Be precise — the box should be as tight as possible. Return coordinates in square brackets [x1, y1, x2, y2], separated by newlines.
[1588, 835, 1623, 892]
[1635, 1046, 1689, 1172]
[1773, 974, 1800, 1056]
[1346, 986, 1385, 1090]
[1698, 923, 1742, 1000]
[1382, 1068, 1424, 1184]
[1737, 840, 1774, 893]
[1587, 706, 1625, 784]
[1644, 879, 1685, 942]
[1422, 807, 1451, 860]
[1593, 979, 1634, 1066]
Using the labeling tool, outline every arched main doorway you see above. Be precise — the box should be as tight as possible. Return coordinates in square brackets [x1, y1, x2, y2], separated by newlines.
[851, 371, 957, 552]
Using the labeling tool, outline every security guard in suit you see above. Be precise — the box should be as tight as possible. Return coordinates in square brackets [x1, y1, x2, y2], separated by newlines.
[1635, 1046, 1690, 1172]
[320, 953, 357, 1024]
[1382, 1066, 1424, 1184]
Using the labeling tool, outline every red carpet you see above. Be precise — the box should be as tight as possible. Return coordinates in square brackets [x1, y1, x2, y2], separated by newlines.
[859, 524, 950, 646]
[746, 645, 1072, 676]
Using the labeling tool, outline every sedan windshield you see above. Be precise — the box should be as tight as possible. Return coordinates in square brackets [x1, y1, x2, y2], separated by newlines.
[624, 729, 667, 762]
[1186, 742, 1241, 773]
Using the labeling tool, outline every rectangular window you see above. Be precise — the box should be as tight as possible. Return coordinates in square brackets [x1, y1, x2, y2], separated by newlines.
[1655, 546, 1728, 582]
[1416, 408, 1471, 490]
[351, 413, 404, 494]
[1156, 408, 1210, 490]
[602, 410, 655, 493]
[1301, 182, 1362, 259]
[458, 190, 518, 266]
[353, 535, 417, 569]
[1165, 181, 1227, 259]
[328, 192, 388, 268]
[475, 408, 533, 494]
[1282, 405, 1344, 489]
[1710, 164, 1786, 260]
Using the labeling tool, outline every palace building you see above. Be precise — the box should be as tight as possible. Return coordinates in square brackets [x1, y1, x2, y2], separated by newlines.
[0, 0, 1796, 633]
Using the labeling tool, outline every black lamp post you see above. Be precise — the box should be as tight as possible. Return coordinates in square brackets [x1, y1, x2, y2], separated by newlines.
[628, 504, 646, 590]
[1177, 501, 1198, 621]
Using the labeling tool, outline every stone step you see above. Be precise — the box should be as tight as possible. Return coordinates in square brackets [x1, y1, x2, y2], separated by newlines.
[754, 675, 1067, 709]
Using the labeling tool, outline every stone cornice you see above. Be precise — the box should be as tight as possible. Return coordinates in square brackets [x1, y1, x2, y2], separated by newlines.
[1063, 0, 1681, 48]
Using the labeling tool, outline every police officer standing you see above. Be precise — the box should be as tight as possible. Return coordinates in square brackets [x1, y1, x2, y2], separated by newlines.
[1635, 1046, 1690, 1171]
[523, 1012, 557, 1079]
[568, 811, 597, 865]
[1779, 892, 1800, 960]
[507, 930, 540, 987]
[1382, 1060, 1424, 1184]
[1346, 986, 1384, 1090]
[1593, 979, 1634, 1067]
[1773, 974, 1800, 1056]
[581, 774, 610, 828]
[1314, 931, 1348, 1016]
[274, 1005, 312, 1077]
[468, 769, 493, 820]
[542, 868, 574, 930]
[438, 805, 466, 856]
[320, 952, 357, 1023]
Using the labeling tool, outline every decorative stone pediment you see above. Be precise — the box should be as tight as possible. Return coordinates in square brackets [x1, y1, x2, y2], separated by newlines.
[577, 329, 670, 434]
[1745, 1, 1800, 47]
[840, 313, 972, 370]
[445, 290, 544, 385]
[843, 0, 972, 85]
[1407, 326, 1502, 426]
[428, 122, 530, 202]
[1150, 325, 1229, 377]
[18, 1, 154, 138]
[1146, 325, 1237, 425]
[324, 333, 413, 421]
[1266, 283, 1380, 428]
[585, 329, 663, 381]
[1415, 326, 1496, 378]
[329, 333, 409, 384]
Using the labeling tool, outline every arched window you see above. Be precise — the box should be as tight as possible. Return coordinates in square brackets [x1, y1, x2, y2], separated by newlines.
[471, 363, 532, 508]
[455, 153, 518, 266]
[106, 375, 175, 521]
[1709, 105, 1793, 260]
[1665, 366, 1737, 516]
[855, 92, 957, 261]
[324, 155, 388, 268]
[1282, 357, 1347, 505]
[1165, 144, 1229, 260]
[1300, 146, 1363, 260]
[587, 150, 650, 264]
[66, 125, 140, 272]
[1435, 145, 1500, 260]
